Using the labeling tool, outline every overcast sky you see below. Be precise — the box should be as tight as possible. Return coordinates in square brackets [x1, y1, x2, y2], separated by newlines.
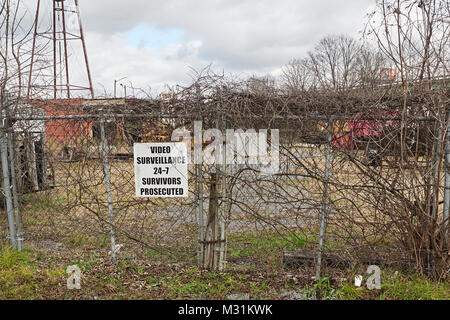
[22, 0, 377, 97]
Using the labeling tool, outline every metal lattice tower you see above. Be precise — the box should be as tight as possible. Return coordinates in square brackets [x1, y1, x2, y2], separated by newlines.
[28, 0, 94, 99]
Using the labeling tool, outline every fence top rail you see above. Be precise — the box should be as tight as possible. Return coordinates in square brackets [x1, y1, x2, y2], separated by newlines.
[8, 114, 195, 121]
[6, 114, 439, 122]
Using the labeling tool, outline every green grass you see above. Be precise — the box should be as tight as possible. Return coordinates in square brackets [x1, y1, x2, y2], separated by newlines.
[337, 271, 450, 300]
[22, 195, 66, 212]
[155, 266, 251, 299]
[228, 231, 317, 262]
[0, 247, 40, 299]
[64, 233, 109, 249]
[0, 246, 32, 269]
[302, 276, 337, 300]
[0, 245, 271, 299]
[1, 244, 448, 300]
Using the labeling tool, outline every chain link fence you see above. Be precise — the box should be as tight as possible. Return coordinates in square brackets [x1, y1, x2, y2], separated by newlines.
[1, 81, 449, 279]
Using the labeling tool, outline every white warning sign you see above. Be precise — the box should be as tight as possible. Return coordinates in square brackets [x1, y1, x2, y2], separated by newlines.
[134, 142, 188, 198]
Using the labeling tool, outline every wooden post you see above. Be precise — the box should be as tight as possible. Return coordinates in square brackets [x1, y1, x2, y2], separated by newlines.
[204, 172, 220, 270]
[197, 163, 205, 268]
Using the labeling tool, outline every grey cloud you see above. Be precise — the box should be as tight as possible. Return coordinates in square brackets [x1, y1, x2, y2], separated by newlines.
[19, 0, 376, 93]
[76, 0, 375, 68]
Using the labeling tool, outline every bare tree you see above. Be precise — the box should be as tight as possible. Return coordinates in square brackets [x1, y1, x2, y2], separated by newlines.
[358, 0, 450, 278]
[307, 35, 362, 90]
[366, 0, 449, 85]
[281, 35, 387, 92]
[276, 4, 448, 278]
[0, 0, 37, 100]
[355, 45, 387, 89]
[281, 58, 315, 92]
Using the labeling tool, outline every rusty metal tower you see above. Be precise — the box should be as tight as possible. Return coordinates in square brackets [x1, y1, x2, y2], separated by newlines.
[28, 0, 94, 99]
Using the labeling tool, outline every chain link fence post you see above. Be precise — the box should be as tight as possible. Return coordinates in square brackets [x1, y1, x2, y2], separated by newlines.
[1, 90, 16, 248]
[315, 117, 334, 279]
[100, 115, 117, 261]
[5, 93, 23, 251]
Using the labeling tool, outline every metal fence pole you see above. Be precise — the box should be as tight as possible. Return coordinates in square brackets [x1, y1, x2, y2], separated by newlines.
[1, 91, 16, 248]
[315, 117, 334, 280]
[444, 110, 450, 236]
[100, 116, 116, 261]
[8, 133, 22, 251]
[6, 102, 23, 251]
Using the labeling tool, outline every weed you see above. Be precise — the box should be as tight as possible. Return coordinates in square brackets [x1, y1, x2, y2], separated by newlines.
[314, 277, 336, 300]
